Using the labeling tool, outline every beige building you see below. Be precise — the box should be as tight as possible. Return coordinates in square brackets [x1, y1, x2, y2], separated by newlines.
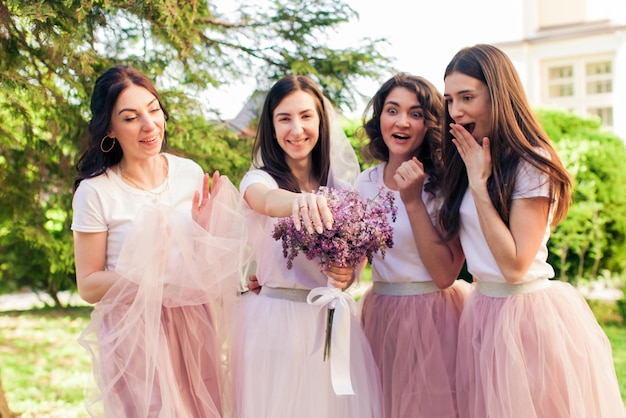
[495, 0, 626, 141]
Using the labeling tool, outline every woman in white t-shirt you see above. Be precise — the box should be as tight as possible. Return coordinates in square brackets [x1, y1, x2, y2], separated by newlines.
[72, 65, 246, 418]
[354, 73, 469, 418]
[441, 44, 625, 418]
[232, 75, 383, 418]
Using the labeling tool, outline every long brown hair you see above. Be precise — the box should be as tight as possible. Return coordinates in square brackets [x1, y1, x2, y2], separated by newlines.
[439, 44, 571, 240]
[252, 75, 331, 192]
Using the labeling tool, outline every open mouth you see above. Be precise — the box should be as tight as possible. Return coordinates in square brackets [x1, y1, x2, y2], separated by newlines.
[392, 133, 410, 140]
[462, 123, 476, 135]
[140, 135, 159, 143]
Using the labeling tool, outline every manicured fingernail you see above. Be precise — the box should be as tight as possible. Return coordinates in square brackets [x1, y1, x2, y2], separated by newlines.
[307, 227, 314, 234]
[316, 225, 323, 234]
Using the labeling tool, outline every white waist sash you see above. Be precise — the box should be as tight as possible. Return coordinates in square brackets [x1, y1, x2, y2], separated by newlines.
[372, 280, 440, 296]
[260, 286, 310, 302]
[476, 278, 552, 298]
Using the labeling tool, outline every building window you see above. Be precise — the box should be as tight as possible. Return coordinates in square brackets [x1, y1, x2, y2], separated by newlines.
[549, 84, 575, 97]
[542, 55, 614, 132]
[550, 66, 574, 78]
[548, 65, 574, 97]
[587, 61, 612, 75]
[588, 107, 613, 127]
[586, 61, 612, 95]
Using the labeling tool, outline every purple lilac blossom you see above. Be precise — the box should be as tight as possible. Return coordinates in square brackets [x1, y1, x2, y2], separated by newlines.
[272, 186, 397, 270]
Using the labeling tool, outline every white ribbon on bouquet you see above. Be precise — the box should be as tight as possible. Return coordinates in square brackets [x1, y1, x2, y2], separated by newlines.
[306, 285, 357, 395]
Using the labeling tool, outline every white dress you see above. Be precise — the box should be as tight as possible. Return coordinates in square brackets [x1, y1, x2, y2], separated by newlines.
[232, 169, 383, 418]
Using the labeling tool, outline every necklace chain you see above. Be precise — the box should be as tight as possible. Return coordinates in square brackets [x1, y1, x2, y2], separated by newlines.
[119, 155, 169, 197]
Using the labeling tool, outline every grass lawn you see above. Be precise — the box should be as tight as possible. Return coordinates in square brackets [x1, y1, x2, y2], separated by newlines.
[0, 307, 92, 418]
[588, 298, 626, 399]
[0, 296, 624, 417]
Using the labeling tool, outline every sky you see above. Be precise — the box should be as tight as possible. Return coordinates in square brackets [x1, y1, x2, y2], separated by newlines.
[207, 0, 524, 120]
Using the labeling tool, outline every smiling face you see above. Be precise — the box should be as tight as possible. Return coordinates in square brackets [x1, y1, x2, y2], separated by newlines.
[273, 90, 320, 167]
[108, 84, 165, 160]
[380, 86, 428, 161]
[443, 71, 492, 144]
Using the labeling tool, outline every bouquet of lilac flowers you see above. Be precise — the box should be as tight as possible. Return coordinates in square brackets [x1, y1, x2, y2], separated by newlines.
[272, 186, 397, 271]
[272, 186, 397, 365]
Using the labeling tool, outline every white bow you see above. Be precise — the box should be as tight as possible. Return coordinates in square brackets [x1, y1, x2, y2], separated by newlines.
[306, 286, 357, 395]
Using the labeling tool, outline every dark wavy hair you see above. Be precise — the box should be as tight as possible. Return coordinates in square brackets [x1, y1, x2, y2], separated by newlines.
[439, 44, 572, 240]
[73, 65, 169, 192]
[251, 75, 331, 193]
[360, 73, 444, 196]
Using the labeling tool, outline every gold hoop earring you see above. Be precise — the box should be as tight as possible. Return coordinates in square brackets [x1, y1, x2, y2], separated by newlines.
[100, 136, 116, 153]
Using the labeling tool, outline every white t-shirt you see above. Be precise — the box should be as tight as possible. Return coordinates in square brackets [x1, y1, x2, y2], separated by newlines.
[353, 164, 441, 283]
[459, 158, 555, 283]
[71, 153, 204, 271]
[240, 169, 332, 289]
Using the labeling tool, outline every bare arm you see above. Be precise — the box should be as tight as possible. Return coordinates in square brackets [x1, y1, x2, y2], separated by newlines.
[243, 182, 354, 289]
[243, 182, 333, 234]
[395, 157, 465, 288]
[450, 123, 548, 283]
[472, 189, 549, 283]
[73, 231, 120, 303]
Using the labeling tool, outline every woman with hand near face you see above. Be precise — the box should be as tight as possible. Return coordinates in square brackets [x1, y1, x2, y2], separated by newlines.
[72, 65, 246, 418]
[355, 74, 468, 418]
[441, 44, 625, 418]
[233, 75, 383, 418]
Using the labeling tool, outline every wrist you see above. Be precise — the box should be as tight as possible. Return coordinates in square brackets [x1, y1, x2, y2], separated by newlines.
[403, 197, 427, 212]
[469, 182, 490, 203]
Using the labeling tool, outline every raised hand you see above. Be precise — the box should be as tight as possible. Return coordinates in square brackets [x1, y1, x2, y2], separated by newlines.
[449, 123, 492, 189]
[394, 157, 426, 206]
[192, 171, 220, 230]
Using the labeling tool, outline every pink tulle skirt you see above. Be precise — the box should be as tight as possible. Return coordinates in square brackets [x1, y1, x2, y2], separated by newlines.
[361, 280, 471, 418]
[79, 178, 248, 418]
[457, 280, 626, 418]
[232, 291, 384, 418]
[86, 301, 225, 417]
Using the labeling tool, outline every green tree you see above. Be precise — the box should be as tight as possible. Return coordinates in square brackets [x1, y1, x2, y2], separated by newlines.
[0, 0, 390, 305]
[539, 109, 626, 280]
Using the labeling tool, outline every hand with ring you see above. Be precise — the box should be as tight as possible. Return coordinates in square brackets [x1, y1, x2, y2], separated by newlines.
[292, 192, 334, 234]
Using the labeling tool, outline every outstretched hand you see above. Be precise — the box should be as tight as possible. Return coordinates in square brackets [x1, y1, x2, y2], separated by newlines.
[192, 171, 221, 230]
[449, 123, 491, 188]
[292, 192, 334, 235]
